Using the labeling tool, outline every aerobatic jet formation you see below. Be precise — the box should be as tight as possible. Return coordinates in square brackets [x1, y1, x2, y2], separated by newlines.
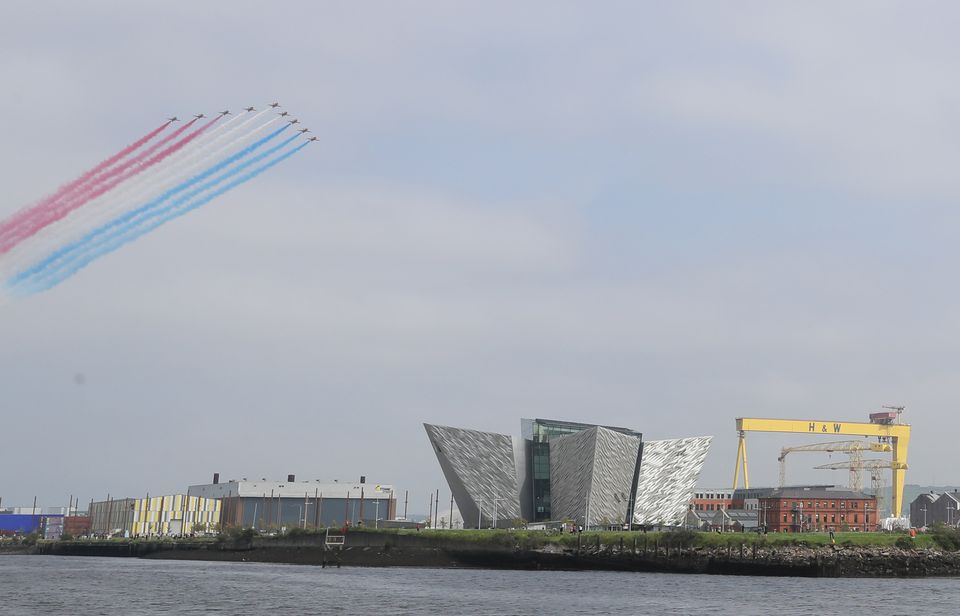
[0, 101, 315, 297]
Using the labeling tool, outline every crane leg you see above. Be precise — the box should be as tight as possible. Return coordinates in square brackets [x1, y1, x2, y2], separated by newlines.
[892, 434, 910, 518]
[742, 435, 749, 488]
[732, 432, 749, 490]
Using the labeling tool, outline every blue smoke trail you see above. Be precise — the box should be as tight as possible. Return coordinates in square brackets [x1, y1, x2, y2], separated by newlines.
[8, 124, 290, 287]
[20, 142, 309, 295]
[9, 129, 296, 289]
[14, 135, 302, 292]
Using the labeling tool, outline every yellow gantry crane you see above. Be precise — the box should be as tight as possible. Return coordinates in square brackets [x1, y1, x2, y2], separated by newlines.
[814, 459, 908, 518]
[733, 409, 911, 518]
[778, 440, 892, 489]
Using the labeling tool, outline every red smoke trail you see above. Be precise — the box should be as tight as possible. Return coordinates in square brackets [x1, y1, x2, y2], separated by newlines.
[0, 121, 171, 244]
[0, 115, 223, 255]
[63, 118, 200, 199]
[0, 120, 196, 248]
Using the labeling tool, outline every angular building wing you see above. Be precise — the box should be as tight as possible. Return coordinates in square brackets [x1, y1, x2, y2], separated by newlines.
[425, 419, 711, 529]
[522, 418, 641, 522]
[423, 424, 522, 528]
[632, 436, 712, 526]
[550, 427, 641, 526]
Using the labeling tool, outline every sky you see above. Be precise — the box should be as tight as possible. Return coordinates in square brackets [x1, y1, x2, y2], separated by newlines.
[1, 1, 958, 512]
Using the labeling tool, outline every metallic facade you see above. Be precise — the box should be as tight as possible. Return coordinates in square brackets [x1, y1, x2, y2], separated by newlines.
[522, 418, 640, 522]
[425, 419, 711, 529]
[632, 436, 712, 526]
[89, 498, 137, 536]
[424, 424, 522, 528]
[550, 427, 641, 526]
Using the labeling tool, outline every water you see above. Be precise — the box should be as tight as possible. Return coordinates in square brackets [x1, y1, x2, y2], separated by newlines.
[2, 555, 959, 615]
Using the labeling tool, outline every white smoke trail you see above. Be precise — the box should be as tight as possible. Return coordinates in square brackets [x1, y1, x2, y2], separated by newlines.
[19, 136, 307, 294]
[1, 109, 275, 275]
[1, 109, 283, 279]
[6, 122, 299, 284]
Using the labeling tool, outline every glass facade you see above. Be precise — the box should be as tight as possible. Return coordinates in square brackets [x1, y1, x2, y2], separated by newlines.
[523, 418, 641, 521]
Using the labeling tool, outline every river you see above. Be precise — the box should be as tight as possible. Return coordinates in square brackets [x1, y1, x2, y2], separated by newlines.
[2, 555, 958, 615]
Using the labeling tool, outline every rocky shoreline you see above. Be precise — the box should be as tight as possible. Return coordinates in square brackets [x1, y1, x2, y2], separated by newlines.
[9, 533, 960, 577]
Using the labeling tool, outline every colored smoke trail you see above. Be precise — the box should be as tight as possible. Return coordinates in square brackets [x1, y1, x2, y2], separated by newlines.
[0, 114, 282, 284]
[62, 111, 276, 238]
[0, 118, 198, 252]
[0, 104, 310, 298]
[19, 141, 309, 294]
[0, 121, 171, 243]
[42, 119, 200, 218]
[79, 118, 199, 189]
[7, 114, 282, 275]
[95, 114, 282, 225]
[0, 114, 270, 280]
[0, 116, 222, 255]
[9, 126, 295, 287]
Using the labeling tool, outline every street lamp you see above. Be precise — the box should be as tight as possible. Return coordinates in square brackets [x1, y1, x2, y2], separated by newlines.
[922, 505, 928, 527]
[493, 498, 505, 529]
[477, 500, 483, 530]
[374, 499, 381, 529]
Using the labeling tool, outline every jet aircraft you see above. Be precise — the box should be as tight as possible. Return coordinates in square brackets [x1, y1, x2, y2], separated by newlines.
[269, 102, 280, 108]
[298, 128, 310, 133]
[288, 119, 299, 125]
[167, 116, 178, 122]
[219, 110, 230, 116]
[307, 136, 318, 142]
[194, 113, 206, 119]
[244, 106, 255, 112]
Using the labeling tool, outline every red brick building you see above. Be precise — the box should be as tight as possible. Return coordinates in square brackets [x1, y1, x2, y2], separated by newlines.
[63, 515, 92, 537]
[759, 488, 877, 533]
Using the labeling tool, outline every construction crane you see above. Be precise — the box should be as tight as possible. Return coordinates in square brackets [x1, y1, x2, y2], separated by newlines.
[814, 459, 907, 518]
[778, 440, 892, 490]
[733, 409, 911, 517]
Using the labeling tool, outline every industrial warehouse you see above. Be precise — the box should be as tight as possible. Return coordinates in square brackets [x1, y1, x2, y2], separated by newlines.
[189, 474, 397, 529]
[0, 474, 398, 540]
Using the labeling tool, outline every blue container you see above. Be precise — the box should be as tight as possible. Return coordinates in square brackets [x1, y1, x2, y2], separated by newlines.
[0, 514, 43, 534]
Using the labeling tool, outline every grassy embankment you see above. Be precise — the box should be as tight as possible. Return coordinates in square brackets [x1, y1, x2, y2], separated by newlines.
[33, 525, 956, 552]
[341, 527, 940, 550]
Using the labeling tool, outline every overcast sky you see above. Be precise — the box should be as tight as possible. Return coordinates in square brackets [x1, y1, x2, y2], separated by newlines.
[1, 1, 957, 511]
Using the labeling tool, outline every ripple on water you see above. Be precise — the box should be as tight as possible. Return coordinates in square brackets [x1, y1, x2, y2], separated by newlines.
[2, 556, 959, 615]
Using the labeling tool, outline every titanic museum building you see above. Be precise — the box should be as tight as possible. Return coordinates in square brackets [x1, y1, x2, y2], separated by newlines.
[424, 418, 711, 529]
